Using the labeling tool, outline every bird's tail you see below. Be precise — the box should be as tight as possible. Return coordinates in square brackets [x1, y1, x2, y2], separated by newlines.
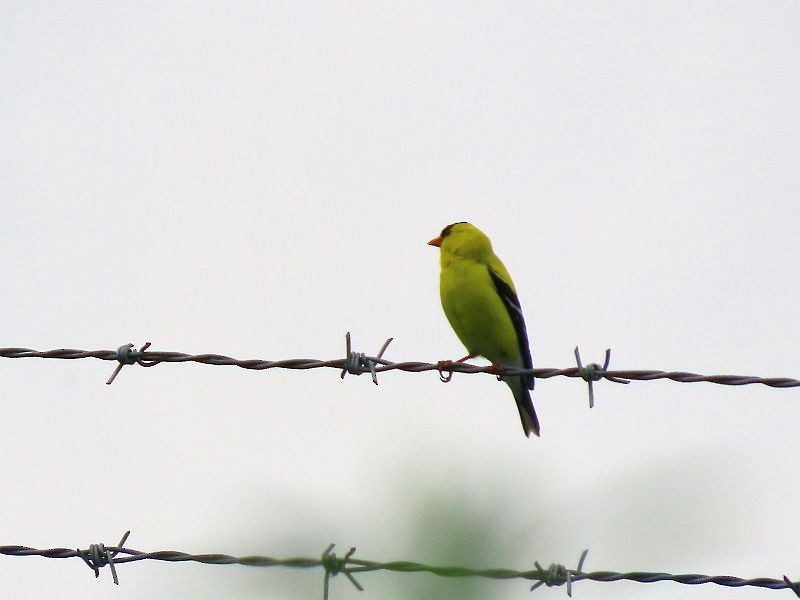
[505, 375, 540, 438]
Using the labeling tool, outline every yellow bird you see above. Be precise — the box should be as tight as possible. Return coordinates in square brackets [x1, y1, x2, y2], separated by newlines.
[429, 222, 539, 437]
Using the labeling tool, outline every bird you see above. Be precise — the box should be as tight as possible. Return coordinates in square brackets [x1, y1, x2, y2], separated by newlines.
[428, 222, 539, 437]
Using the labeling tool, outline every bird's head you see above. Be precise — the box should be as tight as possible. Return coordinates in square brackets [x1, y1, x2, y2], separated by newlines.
[428, 222, 493, 261]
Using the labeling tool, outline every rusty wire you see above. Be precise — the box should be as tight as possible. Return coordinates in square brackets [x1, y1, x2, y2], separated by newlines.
[0, 335, 798, 391]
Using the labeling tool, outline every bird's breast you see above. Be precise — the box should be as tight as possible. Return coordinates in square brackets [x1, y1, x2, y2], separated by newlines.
[439, 260, 520, 364]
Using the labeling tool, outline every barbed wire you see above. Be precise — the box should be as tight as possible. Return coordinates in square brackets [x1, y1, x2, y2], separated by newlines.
[4, 340, 797, 597]
[1, 536, 798, 598]
[1, 335, 798, 405]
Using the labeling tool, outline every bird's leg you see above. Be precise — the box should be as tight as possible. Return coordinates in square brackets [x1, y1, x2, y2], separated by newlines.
[488, 362, 507, 381]
[435, 354, 476, 383]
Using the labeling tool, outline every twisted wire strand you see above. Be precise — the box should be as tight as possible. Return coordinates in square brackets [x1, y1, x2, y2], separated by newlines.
[1, 345, 798, 389]
[0, 543, 796, 594]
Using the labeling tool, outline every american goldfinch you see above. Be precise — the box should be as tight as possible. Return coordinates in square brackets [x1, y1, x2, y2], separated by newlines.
[429, 222, 539, 437]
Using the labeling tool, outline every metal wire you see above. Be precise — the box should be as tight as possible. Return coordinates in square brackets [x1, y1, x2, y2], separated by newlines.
[1, 337, 798, 389]
[3, 337, 796, 597]
[0, 541, 797, 596]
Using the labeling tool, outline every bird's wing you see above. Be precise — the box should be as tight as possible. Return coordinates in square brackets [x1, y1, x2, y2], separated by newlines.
[488, 265, 534, 390]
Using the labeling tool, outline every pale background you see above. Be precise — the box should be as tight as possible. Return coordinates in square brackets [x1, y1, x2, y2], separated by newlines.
[2, 2, 799, 599]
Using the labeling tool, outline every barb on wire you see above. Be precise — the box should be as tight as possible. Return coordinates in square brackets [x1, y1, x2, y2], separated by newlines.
[321, 544, 363, 600]
[574, 347, 630, 408]
[531, 549, 588, 596]
[1, 540, 797, 596]
[2, 337, 799, 390]
[76, 530, 130, 584]
[106, 343, 160, 384]
[340, 332, 394, 385]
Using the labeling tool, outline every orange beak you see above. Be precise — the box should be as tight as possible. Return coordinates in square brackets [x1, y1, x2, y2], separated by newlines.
[428, 236, 443, 247]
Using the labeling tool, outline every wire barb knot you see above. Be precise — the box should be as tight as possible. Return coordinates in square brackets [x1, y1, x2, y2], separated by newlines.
[76, 531, 130, 585]
[321, 544, 363, 600]
[532, 561, 569, 590]
[116, 343, 139, 366]
[574, 347, 629, 408]
[340, 332, 393, 385]
[106, 342, 160, 384]
[530, 549, 588, 597]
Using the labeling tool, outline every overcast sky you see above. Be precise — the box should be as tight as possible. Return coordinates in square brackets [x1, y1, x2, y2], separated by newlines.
[2, 2, 799, 599]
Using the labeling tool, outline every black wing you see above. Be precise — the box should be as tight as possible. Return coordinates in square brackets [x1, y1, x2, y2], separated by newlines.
[488, 267, 534, 390]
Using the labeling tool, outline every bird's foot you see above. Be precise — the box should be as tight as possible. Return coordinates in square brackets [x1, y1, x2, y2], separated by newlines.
[488, 362, 507, 381]
[436, 355, 477, 383]
[436, 359, 455, 382]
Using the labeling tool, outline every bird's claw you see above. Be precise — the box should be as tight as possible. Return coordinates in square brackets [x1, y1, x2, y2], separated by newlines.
[488, 363, 507, 380]
[436, 360, 455, 383]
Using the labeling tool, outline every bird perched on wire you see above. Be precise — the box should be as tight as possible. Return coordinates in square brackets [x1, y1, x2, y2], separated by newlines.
[428, 222, 539, 437]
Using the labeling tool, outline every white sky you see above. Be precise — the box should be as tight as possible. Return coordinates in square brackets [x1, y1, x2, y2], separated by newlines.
[2, 2, 799, 599]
